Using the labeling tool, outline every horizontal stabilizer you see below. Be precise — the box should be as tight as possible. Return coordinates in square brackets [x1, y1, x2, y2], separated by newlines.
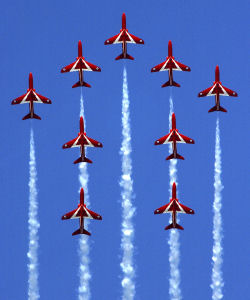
[72, 228, 91, 236]
[115, 53, 134, 60]
[208, 105, 227, 113]
[165, 223, 184, 230]
[74, 156, 93, 164]
[162, 80, 180, 88]
[22, 113, 41, 120]
[72, 81, 91, 88]
[166, 153, 184, 160]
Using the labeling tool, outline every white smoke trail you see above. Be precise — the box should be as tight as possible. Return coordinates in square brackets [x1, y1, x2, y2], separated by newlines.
[211, 117, 224, 300]
[119, 67, 136, 300]
[27, 128, 40, 300]
[78, 90, 91, 300]
[168, 93, 182, 300]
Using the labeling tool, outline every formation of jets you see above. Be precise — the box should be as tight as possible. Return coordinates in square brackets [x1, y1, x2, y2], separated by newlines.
[11, 13, 238, 234]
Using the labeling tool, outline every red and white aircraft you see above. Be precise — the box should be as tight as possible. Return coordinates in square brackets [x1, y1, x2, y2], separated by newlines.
[62, 116, 103, 164]
[61, 40, 101, 88]
[104, 13, 144, 60]
[154, 182, 194, 230]
[151, 40, 191, 87]
[154, 113, 194, 160]
[11, 73, 51, 120]
[62, 188, 102, 236]
[198, 65, 238, 112]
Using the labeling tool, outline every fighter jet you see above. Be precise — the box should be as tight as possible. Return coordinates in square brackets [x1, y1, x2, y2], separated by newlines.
[151, 40, 191, 87]
[198, 65, 238, 112]
[61, 40, 101, 88]
[62, 188, 102, 236]
[104, 13, 144, 60]
[11, 73, 51, 120]
[154, 182, 194, 230]
[154, 113, 194, 160]
[62, 116, 103, 164]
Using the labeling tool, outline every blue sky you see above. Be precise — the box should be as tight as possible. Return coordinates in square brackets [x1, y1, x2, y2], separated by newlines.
[1, 0, 249, 299]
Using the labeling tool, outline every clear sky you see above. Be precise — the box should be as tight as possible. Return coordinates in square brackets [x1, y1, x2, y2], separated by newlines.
[1, 0, 249, 299]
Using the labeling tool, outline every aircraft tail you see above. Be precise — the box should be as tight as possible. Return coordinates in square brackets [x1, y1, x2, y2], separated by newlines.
[115, 53, 134, 60]
[22, 113, 41, 120]
[72, 81, 91, 88]
[165, 223, 184, 230]
[208, 105, 227, 113]
[162, 80, 180, 88]
[166, 153, 184, 160]
[72, 228, 91, 236]
[74, 156, 93, 164]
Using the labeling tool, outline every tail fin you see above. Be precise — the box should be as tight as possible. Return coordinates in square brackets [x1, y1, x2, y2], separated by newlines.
[74, 156, 93, 164]
[22, 113, 41, 120]
[72, 81, 91, 88]
[72, 228, 91, 236]
[162, 80, 180, 88]
[165, 223, 184, 230]
[115, 53, 134, 60]
[208, 105, 227, 113]
[166, 153, 184, 160]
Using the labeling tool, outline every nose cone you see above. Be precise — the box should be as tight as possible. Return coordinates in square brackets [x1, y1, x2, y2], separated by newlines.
[122, 12, 126, 29]
[168, 40, 172, 57]
[78, 40, 83, 57]
[215, 65, 220, 82]
[29, 72, 33, 89]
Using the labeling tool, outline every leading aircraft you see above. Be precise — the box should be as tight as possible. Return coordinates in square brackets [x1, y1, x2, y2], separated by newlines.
[62, 188, 102, 236]
[154, 182, 194, 230]
[11, 73, 52, 120]
[198, 65, 238, 112]
[61, 40, 101, 88]
[154, 113, 194, 160]
[62, 116, 103, 164]
[151, 40, 191, 87]
[104, 13, 144, 60]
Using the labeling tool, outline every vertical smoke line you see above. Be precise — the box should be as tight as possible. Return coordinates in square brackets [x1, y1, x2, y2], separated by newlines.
[78, 90, 91, 300]
[120, 67, 136, 300]
[168, 93, 182, 300]
[27, 128, 40, 300]
[211, 117, 224, 300]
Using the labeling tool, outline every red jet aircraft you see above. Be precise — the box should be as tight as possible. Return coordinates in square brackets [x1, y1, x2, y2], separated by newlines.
[61, 40, 101, 88]
[11, 73, 52, 120]
[62, 116, 103, 164]
[62, 188, 102, 236]
[104, 13, 144, 60]
[154, 113, 194, 160]
[198, 65, 238, 112]
[154, 182, 194, 230]
[151, 41, 191, 87]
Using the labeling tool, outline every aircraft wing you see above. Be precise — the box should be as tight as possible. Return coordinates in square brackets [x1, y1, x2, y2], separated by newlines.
[176, 132, 195, 144]
[198, 85, 215, 97]
[61, 60, 77, 73]
[11, 93, 29, 105]
[173, 59, 191, 71]
[151, 60, 168, 72]
[154, 202, 172, 214]
[104, 33, 122, 45]
[220, 84, 238, 97]
[84, 136, 103, 147]
[84, 60, 101, 72]
[34, 92, 52, 104]
[178, 203, 194, 214]
[84, 207, 102, 220]
[62, 137, 80, 149]
[61, 208, 78, 220]
[127, 32, 144, 44]
[154, 132, 173, 145]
